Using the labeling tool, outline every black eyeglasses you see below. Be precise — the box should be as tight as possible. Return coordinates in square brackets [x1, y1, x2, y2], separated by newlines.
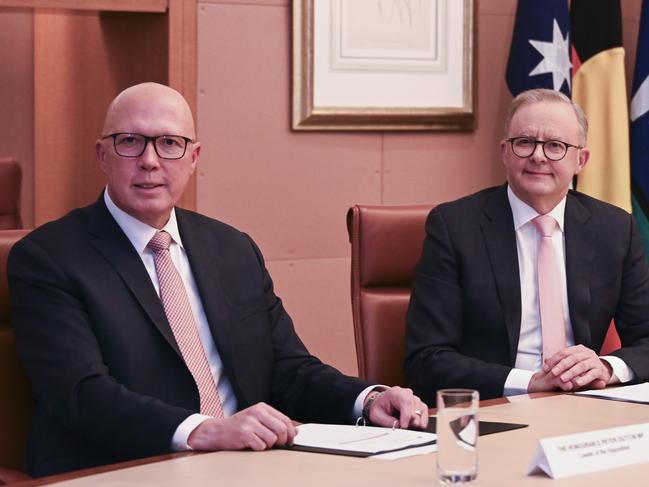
[102, 133, 194, 160]
[506, 137, 583, 162]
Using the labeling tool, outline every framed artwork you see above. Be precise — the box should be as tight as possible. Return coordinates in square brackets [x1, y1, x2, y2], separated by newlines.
[292, 0, 475, 131]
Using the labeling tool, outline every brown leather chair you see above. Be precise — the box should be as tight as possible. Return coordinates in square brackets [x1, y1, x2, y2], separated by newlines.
[0, 159, 22, 230]
[347, 204, 621, 388]
[347, 205, 433, 386]
[0, 229, 32, 484]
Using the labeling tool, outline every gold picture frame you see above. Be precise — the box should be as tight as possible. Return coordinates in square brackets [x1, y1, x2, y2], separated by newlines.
[292, 0, 476, 131]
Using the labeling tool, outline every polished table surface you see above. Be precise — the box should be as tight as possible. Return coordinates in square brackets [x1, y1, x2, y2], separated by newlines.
[14, 393, 649, 486]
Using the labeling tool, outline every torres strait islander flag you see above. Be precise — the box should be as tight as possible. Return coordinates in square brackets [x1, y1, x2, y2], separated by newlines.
[506, 0, 572, 96]
[571, 0, 631, 213]
[631, 0, 649, 255]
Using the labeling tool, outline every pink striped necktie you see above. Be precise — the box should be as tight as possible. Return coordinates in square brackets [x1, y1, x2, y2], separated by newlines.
[148, 230, 224, 418]
[532, 215, 567, 361]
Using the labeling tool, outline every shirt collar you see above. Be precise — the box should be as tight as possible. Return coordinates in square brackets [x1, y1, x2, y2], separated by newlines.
[103, 187, 184, 254]
[507, 186, 566, 232]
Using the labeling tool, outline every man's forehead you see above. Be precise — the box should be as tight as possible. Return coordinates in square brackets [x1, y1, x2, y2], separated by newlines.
[512, 123, 564, 135]
[107, 107, 186, 131]
[509, 102, 579, 132]
[103, 91, 194, 136]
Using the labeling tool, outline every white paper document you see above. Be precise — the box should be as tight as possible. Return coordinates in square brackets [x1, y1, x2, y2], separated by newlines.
[293, 423, 436, 456]
[528, 422, 649, 478]
[575, 382, 649, 403]
[371, 443, 438, 460]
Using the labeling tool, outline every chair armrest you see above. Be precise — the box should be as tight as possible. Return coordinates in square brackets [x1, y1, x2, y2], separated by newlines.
[0, 466, 31, 485]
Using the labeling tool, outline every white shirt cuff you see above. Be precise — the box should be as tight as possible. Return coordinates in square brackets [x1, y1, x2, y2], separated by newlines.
[171, 414, 211, 451]
[601, 355, 635, 384]
[504, 368, 535, 396]
[353, 385, 387, 420]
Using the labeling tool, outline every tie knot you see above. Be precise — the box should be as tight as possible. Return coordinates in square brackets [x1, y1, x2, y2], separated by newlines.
[148, 230, 172, 253]
[533, 214, 558, 237]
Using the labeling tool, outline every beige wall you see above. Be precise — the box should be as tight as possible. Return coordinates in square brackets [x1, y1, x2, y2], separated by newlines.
[195, 0, 643, 376]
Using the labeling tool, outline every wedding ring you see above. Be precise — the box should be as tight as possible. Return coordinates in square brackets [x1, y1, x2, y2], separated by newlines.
[414, 409, 423, 416]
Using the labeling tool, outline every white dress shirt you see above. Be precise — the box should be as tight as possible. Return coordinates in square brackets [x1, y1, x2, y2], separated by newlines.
[503, 187, 634, 395]
[104, 189, 373, 450]
[104, 190, 236, 449]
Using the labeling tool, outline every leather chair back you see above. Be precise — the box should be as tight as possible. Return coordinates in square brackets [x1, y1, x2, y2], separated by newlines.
[0, 159, 22, 230]
[347, 205, 433, 386]
[0, 229, 32, 477]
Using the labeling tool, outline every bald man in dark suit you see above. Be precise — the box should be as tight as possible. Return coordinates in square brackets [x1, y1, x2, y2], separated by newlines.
[9, 82, 428, 477]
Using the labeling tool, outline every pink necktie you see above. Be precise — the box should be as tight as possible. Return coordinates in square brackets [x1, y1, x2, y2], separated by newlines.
[533, 215, 567, 361]
[148, 231, 224, 418]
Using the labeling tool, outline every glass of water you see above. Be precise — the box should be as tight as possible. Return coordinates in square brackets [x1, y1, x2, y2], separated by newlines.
[436, 389, 479, 484]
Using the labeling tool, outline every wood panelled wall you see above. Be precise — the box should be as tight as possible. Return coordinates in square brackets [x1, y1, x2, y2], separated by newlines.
[0, 0, 197, 226]
[33, 10, 168, 224]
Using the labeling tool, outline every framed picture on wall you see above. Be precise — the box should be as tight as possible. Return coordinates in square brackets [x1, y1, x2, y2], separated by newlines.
[292, 0, 475, 131]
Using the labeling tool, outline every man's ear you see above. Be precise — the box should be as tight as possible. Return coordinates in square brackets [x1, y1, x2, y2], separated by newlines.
[96, 140, 108, 173]
[500, 139, 508, 159]
[189, 142, 201, 175]
[575, 147, 590, 174]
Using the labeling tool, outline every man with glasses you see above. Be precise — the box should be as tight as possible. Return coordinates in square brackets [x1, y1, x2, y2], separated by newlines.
[8, 82, 428, 477]
[405, 88, 649, 403]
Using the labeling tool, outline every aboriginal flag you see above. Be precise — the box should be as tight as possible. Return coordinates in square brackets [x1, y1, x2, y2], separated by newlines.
[571, 0, 631, 212]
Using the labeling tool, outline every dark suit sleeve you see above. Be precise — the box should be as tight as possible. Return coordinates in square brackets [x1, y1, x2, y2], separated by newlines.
[8, 237, 193, 462]
[242, 235, 373, 424]
[405, 207, 512, 404]
[610, 214, 649, 380]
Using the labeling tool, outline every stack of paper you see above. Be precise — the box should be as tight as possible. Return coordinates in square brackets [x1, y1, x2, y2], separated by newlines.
[290, 423, 436, 458]
[575, 383, 649, 403]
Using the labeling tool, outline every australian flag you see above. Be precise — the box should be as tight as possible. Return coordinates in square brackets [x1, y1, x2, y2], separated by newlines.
[631, 0, 649, 256]
[506, 0, 572, 96]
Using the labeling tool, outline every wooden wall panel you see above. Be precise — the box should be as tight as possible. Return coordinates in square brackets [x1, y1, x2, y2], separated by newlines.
[168, 0, 197, 211]
[33, 9, 168, 225]
[0, 10, 34, 228]
[0, 0, 167, 12]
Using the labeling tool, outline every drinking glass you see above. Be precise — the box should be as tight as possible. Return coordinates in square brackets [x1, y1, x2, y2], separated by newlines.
[436, 389, 479, 484]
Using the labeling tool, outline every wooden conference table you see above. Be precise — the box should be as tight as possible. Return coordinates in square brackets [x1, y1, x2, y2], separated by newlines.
[11, 393, 649, 487]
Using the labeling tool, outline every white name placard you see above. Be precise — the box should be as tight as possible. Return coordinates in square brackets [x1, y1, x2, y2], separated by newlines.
[528, 422, 649, 478]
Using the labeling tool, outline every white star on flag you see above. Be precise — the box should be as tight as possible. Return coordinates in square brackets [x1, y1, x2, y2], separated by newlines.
[528, 19, 572, 91]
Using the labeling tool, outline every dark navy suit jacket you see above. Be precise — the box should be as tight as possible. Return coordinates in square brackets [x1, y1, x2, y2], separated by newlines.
[405, 185, 649, 403]
[8, 194, 370, 476]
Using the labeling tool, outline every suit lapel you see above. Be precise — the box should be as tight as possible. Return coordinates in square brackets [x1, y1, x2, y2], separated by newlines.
[481, 186, 522, 365]
[86, 196, 182, 357]
[564, 192, 594, 347]
[176, 210, 235, 374]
